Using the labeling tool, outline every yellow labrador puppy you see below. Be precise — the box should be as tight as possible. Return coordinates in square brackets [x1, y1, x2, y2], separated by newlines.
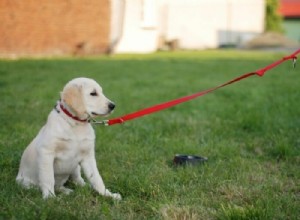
[16, 77, 121, 200]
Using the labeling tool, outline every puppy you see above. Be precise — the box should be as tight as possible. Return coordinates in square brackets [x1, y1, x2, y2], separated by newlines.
[16, 77, 121, 200]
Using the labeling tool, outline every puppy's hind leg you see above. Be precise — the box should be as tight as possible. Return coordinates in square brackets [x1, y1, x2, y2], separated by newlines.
[71, 165, 85, 186]
[38, 153, 56, 199]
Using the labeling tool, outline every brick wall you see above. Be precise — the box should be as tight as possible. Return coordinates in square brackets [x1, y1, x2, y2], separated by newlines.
[0, 0, 110, 57]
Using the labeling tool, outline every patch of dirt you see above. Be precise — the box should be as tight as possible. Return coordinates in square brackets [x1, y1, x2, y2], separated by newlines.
[242, 32, 299, 49]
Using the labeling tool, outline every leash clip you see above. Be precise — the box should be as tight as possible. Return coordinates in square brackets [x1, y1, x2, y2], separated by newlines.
[293, 57, 297, 68]
[89, 118, 109, 126]
[99, 120, 109, 126]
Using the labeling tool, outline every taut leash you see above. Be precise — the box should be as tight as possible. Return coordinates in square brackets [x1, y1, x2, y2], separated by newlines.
[91, 49, 299, 126]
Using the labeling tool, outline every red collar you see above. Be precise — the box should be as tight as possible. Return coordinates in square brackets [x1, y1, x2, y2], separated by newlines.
[59, 103, 88, 123]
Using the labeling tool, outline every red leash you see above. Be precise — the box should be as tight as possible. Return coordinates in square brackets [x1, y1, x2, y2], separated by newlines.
[96, 49, 299, 126]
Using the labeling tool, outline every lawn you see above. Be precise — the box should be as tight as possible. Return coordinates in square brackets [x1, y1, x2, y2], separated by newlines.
[0, 50, 299, 219]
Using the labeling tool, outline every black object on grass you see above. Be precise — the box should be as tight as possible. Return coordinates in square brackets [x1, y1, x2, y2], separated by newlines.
[173, 154, 208, 166]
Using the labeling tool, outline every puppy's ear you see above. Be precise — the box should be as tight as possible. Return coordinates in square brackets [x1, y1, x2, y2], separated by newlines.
[61, 84, 86, 117]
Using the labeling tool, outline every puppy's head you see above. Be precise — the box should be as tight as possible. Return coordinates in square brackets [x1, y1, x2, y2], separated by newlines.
[61, 78, 115, 118]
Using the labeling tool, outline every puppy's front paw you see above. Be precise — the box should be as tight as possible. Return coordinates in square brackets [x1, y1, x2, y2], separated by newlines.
[111, 193, 122, 200]
[105, 189, 122, 200]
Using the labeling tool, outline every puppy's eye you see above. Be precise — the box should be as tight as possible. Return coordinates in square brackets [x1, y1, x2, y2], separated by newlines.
[90, 91, 98, 96]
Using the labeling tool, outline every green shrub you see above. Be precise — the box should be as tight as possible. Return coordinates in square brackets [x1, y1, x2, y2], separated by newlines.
[265, 0, 283, 32]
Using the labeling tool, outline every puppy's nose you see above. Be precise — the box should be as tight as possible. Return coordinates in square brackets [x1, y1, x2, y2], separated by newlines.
[108, 102, 115, 111]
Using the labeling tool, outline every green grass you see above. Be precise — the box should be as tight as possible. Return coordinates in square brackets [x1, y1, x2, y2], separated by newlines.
[0, 50, 299, 219]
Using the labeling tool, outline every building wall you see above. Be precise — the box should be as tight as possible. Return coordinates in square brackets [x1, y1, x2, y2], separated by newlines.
[165, 0, 265, 49]
[112, 0, 159, 53]
[283, 19, 300, 43]
[0, 0, 110, 57]
[112, 0, 265, 53]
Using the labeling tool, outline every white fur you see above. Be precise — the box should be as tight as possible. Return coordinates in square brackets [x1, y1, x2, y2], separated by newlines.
[16, 77, 121, 200]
